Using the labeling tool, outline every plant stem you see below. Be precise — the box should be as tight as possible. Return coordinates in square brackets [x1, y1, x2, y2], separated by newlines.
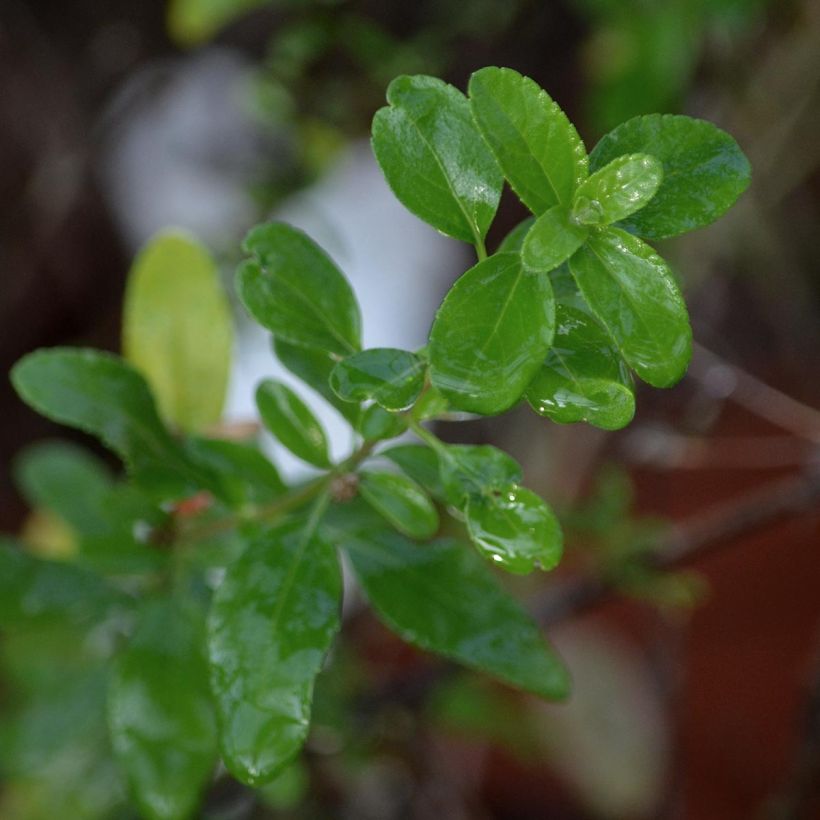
[474, 237, 488, 262]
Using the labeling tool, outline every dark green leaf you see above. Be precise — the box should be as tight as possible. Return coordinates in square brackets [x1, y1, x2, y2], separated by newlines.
[330, 348, 425, 411]
[381, 444, 444, 499]
[438, 444, 522, 509]
[571, 153, 663, 226]
[496, 216, 535, 254]
[208, 520, 342, 784]
[358, 471, 439, 539]
[256, 379, 331, 468]
[569, 228, 691, 387]
[589, 114, 751, 239]
[429, 253, 555, 415]
[372, 74, 503, 243]
[521, 205, 588, 272]
[469, 67, 588, 214]
[237, 222, 361, 357]
[357, 404, 407, 442]
[525, 304, 635, 430]
[108, 597, 216, 820]
[466, 487, 562, 574]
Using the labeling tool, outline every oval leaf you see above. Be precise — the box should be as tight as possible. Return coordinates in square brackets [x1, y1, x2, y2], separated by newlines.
[358, 471, 439, 540]
[208, 521, 342, 785]
[466, 487, 563, 575]
[571, 153, 663, 227]
[108, 598, 216, 820]
[123, 231, 233, 432]
[256, 379, 331, 468]
[439, 444, 523, 510]
[588, 114, 751, 239]
[525, 304, 635, 430]
[429, 253, 555, 415]
[372, 74, 503, 243]
[521, 205, 589, 272]
[237, 222, 361, 357]
[469, 67, 588, 214]
[330, 348, 425, 411]
[569, 228, 691, 387]
[381, 444, 444, 499]
[496, 216, 535, 254]
[357, 404, 408, 442]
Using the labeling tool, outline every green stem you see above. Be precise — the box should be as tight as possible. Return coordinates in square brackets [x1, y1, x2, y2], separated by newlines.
[474, 236, 488, 262]
[407, 417, 448, 456]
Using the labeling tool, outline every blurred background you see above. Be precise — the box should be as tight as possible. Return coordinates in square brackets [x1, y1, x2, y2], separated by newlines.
[2, 0, 820, 817]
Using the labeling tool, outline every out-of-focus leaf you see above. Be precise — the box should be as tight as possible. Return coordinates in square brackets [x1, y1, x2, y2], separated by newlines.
[168, 0, 271, 47]
[381, 444, 444, 499]
[358, 471, 439, 539]
[330, 348, 425, 412]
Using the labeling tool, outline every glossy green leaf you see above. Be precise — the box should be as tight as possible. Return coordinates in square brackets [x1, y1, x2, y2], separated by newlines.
[438, 444, 522, 509]
[256, 379, 331, 468]
[358, 471, 439, 540]
[496, 216, 535, 254]
[208, 520, 342, 784]
[274, 337, 360, 425]
[357, 404, 407, 442]
[521, 205, 588, 272]
[469, 67, 588, 214]
[372, 74, 503, 243]
[429, 253, 555, 415]
[466, 487, 563, 574]
[332, 509, 568, 699]
[525, 304, 635, 430]
[381, 444, 444, 499]
[589, 114, 751, 239]
[237, 222, 361, 357]
[330, 348, 425, 411]
[569, 228, 692, 387]
[122, 230, 233, 432]
[571, 153, 663, 226]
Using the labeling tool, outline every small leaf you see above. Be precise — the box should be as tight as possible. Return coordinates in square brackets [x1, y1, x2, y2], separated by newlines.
[372, 74, 503, 243]
[589, 114, 751, 239]
[469, 67, 588, 214]
[381, 444, 444, 499]
[208, 521, 342, 784]
[256, 379, 331, 468]
[438, 444, 522, 510]
[108, 597, 216, 820]
[429, 253, 555, 415]
[496, 217, 535, 254]
[357, 404, 407, 442]
[569, 229, 691, 387]
[122, 230, 233, 432]
[526, 304, 635, 430]
[330, 348, 425, 411]
[237, 222, 361, 357]
[466, 487, 563, 574]
[358, 471, 439, 540]
[571, 154, 663, 227]
[521, 205, 589, 272]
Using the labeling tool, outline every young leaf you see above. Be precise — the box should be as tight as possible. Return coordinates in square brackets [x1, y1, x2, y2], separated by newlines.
[237, 222, 361, 357]
[330, 348, 425, 411]
[122, 230, 233, 432]
[358, 471, 439, 540]
[332, 510, 569, 700]
[469, 67, 588, 214]
[108, 597, 216, 820]
[569, 228, 692, 387]
[589, 114, 751, 239]
[381, 444, 444, 499]
[525, 303, 635, 430]
[256, 379, 331, 468]
[521, 205, 588, 272]
[438, 444, 523, 510]
[372, 74, 503, 244]
[571, 153, 663, 227]
[429, 253, 555, 415]
[466, 487, 563, 574]
[208, 520, 342, 785]
[357, 404, 407, 442]
[496, 216, 535, 254]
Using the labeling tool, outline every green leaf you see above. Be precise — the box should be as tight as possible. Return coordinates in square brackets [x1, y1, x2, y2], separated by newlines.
[521, 205, 588, 272]
[381, 444, 444, 499]
[108, 598, 216, 820]
[438, 444, 522, 509]
[256, 379, 331, 468]
[525, 303, 635, 430]
[358, 471, 439, 540]
[208, 520, 342, 784]
[167, 0, 270, 46]
[429, 253, 555, 415]
[496, 216, 535, 254]
[122, 230, 233, 432]
[330, 348, 425, 411]
[357, 404, 407, 442]
[569, 228, 691, 387]
[469, 67, 588, 214]
[274, 338, 361, 425]
[571, 153, 663, 227]
[332, 510, 568, 699]
[466, 487, 562, 574]
[372, 74, 503, 243]
[237, 222, 361, 357]
[589, 114, 751, 239]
